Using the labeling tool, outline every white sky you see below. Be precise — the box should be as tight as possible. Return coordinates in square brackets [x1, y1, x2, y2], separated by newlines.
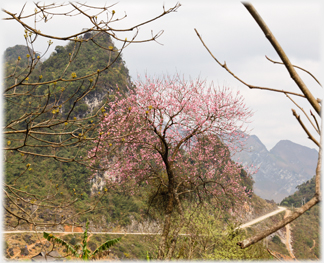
[1, 0, 323, 151]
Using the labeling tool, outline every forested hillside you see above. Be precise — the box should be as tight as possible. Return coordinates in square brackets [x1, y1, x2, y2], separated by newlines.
[280, 176, 316, 208]
[281, 176, 320, 259]
[5, 33, 130, 120]
[4, 33, 138, 229]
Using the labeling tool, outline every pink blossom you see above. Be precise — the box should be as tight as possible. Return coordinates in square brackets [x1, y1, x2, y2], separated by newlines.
[89, 75, 252, 206]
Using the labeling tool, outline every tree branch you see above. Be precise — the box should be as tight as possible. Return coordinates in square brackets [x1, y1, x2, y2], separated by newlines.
[286, 94, 320, 135]
[194, 28, 306, 99]
[238, 195, 319, 248]
[242, 2, 321, 116]
[265, 55, 322, 87]
[291, 109, 320, 147]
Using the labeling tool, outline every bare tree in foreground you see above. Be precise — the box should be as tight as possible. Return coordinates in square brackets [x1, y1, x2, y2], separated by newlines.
[3, 2, 180, 231]
[195, 2, 321, 249]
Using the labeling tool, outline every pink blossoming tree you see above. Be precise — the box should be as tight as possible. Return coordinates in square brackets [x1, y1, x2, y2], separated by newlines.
[89, 76, 253, 259]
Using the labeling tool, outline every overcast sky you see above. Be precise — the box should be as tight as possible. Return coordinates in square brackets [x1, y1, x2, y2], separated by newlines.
[1, 0, 323, 151]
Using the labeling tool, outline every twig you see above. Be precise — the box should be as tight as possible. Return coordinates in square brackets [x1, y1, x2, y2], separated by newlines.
[265, 55, 322, 87]
[286, 94, 319, 134]
[194, 29, 306, 99]
[310, 110, 321, 133]
[292, 109, 320, 147]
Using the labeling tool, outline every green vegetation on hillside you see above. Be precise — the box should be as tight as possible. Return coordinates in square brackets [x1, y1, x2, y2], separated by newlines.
[291, 205, 319, 259]
[3, 33, 134, 228]
[280, 176, 316, 208]
[280, 176, 319, 260]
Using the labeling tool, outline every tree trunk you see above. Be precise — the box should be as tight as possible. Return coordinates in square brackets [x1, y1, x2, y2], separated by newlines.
[157, 187, 174, 259]
[157, 157, 176, 260]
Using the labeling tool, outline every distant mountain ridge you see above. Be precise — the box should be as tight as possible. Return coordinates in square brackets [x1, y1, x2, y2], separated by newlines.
[232, 135, 318, 202]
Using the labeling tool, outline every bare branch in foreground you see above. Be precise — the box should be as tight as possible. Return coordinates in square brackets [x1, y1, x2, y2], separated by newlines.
[194, 28, 306, 99]
[286, 94, 320, 135]
[195, 1, 321, 250]
[242, 2, 321, 116]
[291, 109, 320, 147]
[265, 56, 322, 87]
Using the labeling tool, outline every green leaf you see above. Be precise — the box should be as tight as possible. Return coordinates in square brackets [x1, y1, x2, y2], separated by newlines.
[91, 237, 121, 257]
[43, 232, 79, 257]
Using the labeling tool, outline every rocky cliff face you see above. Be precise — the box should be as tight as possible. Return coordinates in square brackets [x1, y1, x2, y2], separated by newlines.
[232, 135, 318, 203]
